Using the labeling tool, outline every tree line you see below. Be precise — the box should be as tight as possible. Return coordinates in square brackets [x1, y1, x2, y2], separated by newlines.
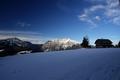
[81, 36, 120, 48]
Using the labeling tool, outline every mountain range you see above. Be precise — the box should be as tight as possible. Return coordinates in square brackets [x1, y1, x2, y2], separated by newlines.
[0, 38, 81, 56]
[42, 38, 80, 51]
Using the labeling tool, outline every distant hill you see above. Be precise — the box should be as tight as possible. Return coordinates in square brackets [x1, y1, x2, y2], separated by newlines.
[0, 37, 32, 48]
[0, 38, 43, 56]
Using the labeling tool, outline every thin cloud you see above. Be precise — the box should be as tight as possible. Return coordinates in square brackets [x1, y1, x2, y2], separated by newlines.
[78, 4, 105, 28]
[79, 0, 120, 27]
[16, 22, 31, 27]
[95, 16, 101, 21]
[0, 30, 52, 44]
[89, 5, 105, 12]
[79, 14, 97, 28]
[0, 30, 42, 36]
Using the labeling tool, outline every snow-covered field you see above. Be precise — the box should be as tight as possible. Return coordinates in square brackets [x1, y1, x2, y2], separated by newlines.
[0, 48, 120, 80]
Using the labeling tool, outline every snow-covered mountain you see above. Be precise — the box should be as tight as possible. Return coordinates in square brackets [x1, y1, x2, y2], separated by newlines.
[0, 37, 81, 55]
[52, 38, 79, 44]
[42, 38, 80, 51]
[0, 38, 44, 56]
[0, 37, 32, 47]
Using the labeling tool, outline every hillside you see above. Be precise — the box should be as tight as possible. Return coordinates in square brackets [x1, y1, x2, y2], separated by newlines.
[0, 48, 120, 80]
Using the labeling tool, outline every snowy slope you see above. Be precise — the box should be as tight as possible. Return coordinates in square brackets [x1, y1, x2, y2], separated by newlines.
[0, 48, 120, 80]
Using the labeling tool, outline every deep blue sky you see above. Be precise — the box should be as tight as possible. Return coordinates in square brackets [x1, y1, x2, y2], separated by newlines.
[0, 0, 120, 44]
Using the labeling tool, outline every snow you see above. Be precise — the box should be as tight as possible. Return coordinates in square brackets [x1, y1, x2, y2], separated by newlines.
[0, 49, 4, 52]
[17, 51, 32, 54]
[52, 38, 79, 44]
[0, 48, 120, 80]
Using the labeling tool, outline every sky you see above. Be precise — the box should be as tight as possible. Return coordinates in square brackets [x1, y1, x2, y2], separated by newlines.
[0, 0, 120, 44]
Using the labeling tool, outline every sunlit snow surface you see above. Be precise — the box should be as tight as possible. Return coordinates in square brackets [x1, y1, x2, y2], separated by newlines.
[0, 48, 120, 80]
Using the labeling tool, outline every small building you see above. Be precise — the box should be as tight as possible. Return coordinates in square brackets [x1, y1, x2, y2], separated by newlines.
[95, 39, 113, 48]
[118, 41, 120, 47]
